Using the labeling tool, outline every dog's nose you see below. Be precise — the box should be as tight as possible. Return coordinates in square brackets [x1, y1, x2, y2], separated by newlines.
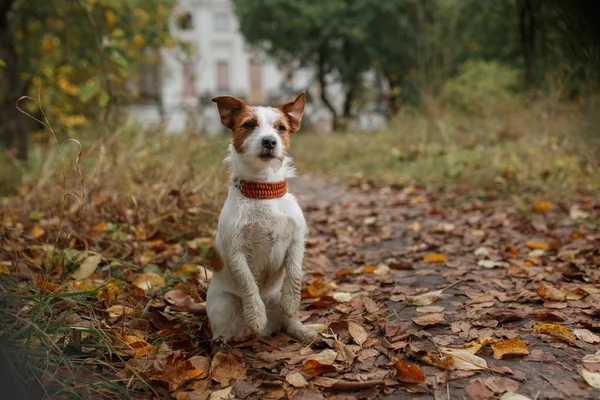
[261, 137, 277, 150]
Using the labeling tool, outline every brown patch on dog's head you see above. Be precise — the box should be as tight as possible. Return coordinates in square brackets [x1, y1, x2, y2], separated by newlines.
[273, 116, 291, 153]
[278, 92, 306, 133]
[212, 95, 257, 154]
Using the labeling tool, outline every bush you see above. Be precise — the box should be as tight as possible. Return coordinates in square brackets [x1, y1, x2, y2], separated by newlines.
[443, 60, 521, 115]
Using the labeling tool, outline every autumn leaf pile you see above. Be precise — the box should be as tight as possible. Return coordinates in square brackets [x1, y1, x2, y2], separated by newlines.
[1, 177, 599, 399]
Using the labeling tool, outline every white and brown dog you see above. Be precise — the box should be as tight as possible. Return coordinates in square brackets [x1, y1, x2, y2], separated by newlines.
[206, 92, 318, 344]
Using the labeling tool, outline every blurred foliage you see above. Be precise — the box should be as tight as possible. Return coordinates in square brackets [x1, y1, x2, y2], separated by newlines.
[443, 61, 521, 116]
[235, 0, 600, 118]
[8, 0, 177, 134]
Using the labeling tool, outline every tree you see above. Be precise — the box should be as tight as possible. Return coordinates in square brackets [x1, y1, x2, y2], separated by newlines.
[234, 0, 375, 130]
[1, 0, 176, 160]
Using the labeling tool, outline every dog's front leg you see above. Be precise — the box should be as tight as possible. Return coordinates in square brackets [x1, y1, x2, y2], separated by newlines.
[228, 252, 267, 334]
[280, 236, 304, 318]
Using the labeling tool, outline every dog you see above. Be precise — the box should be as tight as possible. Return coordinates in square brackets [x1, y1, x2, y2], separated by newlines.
[206, 92, 318, 344]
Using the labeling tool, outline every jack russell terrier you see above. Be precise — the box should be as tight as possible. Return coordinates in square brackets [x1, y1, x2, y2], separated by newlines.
[206, 92, 318, 344]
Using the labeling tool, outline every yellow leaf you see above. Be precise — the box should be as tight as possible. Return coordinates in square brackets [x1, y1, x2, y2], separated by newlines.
[134, 345, 158, 359]
[534, 323, 575, 344]
[492, 338, 529, 359]
[423, 253, 448, 263]
[525, 241, 549, 250]
[533, 201, 553, 213]
[133, 272, 165, 292]
[0, 264, 10, 276]
[106, 305, 134, 318]
[32, 225, 45, 239]
[72, 254, 102, 280]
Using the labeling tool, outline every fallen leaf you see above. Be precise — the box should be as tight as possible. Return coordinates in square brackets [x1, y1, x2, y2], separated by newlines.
[286, 372, 308, 388]
[152, 351, 203, 392]
[492, 339, 529, 359]
[394, 360, 425, 383]
[133, 272, 165, 291]
[209, 387, 234, 400]
[210, 352, 245, 386]
[574, 329, 600, 344]
[172, 379, 211, 400]
[32, 224, 45, 239]
[413, 351, 453, 370]
[525, 241, 549, 250]
[412, 313, 446, 326]
[0, 264, 10, 276]
[134, 345, 158, 359]
[406, 289, 444, 306]
[533, 201, 553, 213]
[580, 367, 600, 388]
[335, 269, 354, 277]
[302, 349, 338, 376]
[416, 305, 445, 313]
[466, 378, 494, 400]
[72, 253, 102, 280]
[440, 348, 488, 371]
[163, 288, 205, 313]
[423, 253, 448, 263]
[373, 263, 390, 276]
[537, 281, 566, 302]
[534, 323, 576, 344]
[500, 394, 531, 400]
[583, 351, 600, 363]
[484, 376, 519, 394]
[478, 260, 508, 269]
[348, 321, 368, 346]
[106, 305, 134, 319]
[332, 292, 352, 302]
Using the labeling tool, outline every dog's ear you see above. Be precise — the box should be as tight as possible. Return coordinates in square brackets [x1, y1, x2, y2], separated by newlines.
[212, 96, 246, 130]
[279, 92, 306, 133]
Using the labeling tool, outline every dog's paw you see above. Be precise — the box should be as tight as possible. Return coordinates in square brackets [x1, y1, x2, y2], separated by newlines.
[243, 296, 267, 334]
[280, 291, 300, 318]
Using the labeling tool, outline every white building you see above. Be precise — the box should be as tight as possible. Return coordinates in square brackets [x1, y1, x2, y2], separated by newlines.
[128, 0, 384, 134]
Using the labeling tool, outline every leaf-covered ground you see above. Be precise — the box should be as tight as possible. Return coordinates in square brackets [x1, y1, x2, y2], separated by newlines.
[1, 176, 600, 399]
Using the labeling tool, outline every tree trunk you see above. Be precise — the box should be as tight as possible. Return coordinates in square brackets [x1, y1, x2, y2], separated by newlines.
[519, 0, 536, 89]
[317, 52, 339, 131]
[0, 0, 29, 161]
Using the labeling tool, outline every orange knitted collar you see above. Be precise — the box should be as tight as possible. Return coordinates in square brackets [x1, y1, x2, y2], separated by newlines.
[235, 179, 287, 199]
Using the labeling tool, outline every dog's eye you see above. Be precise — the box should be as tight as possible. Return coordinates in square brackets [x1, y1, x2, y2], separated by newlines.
[277, 124, 286, 133]
[243, 121, 257, 130]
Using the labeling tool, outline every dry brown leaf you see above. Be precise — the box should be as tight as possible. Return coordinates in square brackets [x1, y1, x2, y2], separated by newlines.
[394, 360, 425, 383]
[133, 272, 165, 292]
[412, 313, 446, 326]
[580, 367, 600, 389]
[72, 253, 102, 280]
[466, 378, 494, 400]
[574, 329, 600, 344]
[534, 323, 576, 345]
[491, 339, 529, 359]
[210, 352, 245, 386]
[106, 305, 134, 319]
[537, 281, 566, 302]
[286, 372, 308, 388]
[151, 351, 203, 392]
[525, 241, 549, 250]
[440, 348, 488, 371]
[484, 376, 520, 394]
[406, 289, 444, 306]
[301, 349, 338, 376]
[348, 321, 368, 346]
[413, 351, 453, 370]
[134, 345, 158, 359]
[423, 253, 448, 263]
[533, 201, 553, 213]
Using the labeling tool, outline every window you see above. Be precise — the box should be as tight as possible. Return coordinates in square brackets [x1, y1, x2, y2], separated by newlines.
[249, 61, 262, 104]
[138, 55, 161, 103]
[216, 61, 229, 91]
[182, 62, 196, 98]
[214, 12, 229, 32]
[176, 12, 193, 30]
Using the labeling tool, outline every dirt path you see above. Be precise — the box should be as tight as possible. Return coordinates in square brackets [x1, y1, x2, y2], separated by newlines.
[289, 176, 600, 399]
